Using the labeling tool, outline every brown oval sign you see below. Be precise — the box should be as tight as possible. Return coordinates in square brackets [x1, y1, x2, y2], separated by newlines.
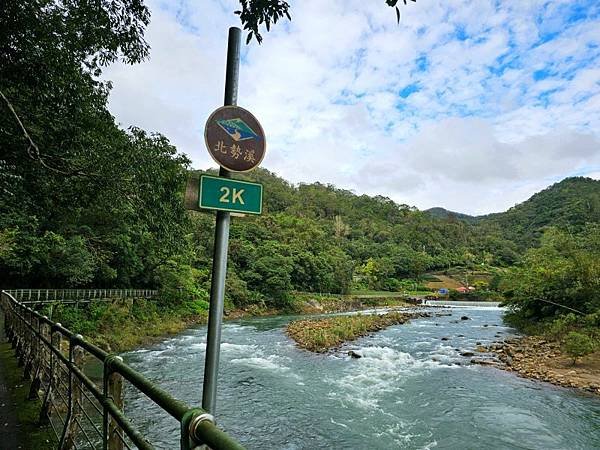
[204, 105, 266, 172]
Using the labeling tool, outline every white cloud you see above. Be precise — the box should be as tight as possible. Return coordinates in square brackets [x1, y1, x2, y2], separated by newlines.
[102, 0, 600, 215]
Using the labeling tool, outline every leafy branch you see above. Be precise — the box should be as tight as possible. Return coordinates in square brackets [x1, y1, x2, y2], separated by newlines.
[236, 0, 418, 44]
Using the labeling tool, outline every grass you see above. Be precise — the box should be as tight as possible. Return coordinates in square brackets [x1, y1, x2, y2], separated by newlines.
[349, 290, 406, 297]
[287, 311, 429, 353]
[49, 299, 208, 353]
[295, 293, 413, 314]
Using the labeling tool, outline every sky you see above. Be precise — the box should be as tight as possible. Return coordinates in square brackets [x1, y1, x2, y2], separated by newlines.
[103, 0, 600, 215]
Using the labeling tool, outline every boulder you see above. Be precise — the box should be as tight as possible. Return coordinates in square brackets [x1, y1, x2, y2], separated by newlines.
[460, 316, 470, 320]
[471, 358, 502, 367]
[348, 350, 362, 359]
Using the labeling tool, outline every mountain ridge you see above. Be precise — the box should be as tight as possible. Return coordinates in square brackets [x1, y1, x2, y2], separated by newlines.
[423, 177, 599, 232]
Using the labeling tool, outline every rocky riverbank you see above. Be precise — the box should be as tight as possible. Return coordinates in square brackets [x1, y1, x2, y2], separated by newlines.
[473, 336, 600, 395]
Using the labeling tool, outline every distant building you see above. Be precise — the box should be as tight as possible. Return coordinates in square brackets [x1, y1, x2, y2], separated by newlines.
[455, 286, 469, 293]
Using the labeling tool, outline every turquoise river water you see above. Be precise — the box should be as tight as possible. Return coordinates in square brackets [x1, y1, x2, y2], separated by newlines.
[122, 307, 600, 449]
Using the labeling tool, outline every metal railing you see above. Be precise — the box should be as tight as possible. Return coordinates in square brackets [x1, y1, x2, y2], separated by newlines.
[4, 289, 158, 305]
[1, 290, 245, 450]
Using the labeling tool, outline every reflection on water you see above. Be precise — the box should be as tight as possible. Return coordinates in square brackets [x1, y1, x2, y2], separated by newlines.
[122, 308, 600, 449]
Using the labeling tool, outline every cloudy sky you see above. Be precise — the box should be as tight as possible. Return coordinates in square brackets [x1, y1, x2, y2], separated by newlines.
[104, 0, 600, 215]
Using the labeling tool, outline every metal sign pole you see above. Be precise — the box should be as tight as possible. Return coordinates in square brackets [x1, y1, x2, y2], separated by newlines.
[202, 26, 241, 415]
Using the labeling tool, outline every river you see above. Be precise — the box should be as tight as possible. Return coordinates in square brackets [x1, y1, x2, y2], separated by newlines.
[122, 307, 600, 449]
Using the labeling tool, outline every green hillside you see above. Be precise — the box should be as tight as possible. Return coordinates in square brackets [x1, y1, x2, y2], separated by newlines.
[189, 168, 490, 308]
[478, 177, 600, 249]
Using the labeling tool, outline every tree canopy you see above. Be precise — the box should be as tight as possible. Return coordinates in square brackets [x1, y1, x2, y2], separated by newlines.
[1, 1, 189, 290]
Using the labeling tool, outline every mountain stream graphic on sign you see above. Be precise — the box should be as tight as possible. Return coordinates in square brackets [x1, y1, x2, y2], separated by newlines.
[217, 118, 260, 142]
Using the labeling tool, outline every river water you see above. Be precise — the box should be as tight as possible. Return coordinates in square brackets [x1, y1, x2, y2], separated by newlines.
[122, 307, 600, 449]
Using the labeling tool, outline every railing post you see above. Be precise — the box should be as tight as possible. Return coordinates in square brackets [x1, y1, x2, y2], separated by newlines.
[24, 311, 37, 380]
[26, 308, 35, 373]
[10, 303, 18, 348]
[60, 335, 84, 450]
[40, 324, 62, 424]
[16, 308, 25, 367]
[29, 316, 48, 399]
[104, 356, 124, 450]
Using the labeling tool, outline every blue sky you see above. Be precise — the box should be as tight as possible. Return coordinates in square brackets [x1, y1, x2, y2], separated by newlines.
[104, 0, 600, 214]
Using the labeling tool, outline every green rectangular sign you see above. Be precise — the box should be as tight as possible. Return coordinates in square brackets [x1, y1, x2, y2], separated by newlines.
[199, 175, 263, 215]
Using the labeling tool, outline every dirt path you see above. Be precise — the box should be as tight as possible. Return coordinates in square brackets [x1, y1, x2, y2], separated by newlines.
[0, 315, 20, 449]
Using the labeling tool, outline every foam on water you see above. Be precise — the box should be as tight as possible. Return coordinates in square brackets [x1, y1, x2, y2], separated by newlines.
[223, 323, 247, 332]
[189, 342, 206, 350]
[144, 344, 177, 358]
[330, 418, 349, 429]
[229, 354, 291, 372]
[220, 342, 258, 353]
[128, 348, 150, 354]
[328, 345, 443, 410]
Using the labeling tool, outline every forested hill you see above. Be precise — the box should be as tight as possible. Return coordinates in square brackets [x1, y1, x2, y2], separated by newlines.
[424, 207, 477, 223]
[179, 170, 598, 309]
[190, 168, 492, 306]
[477, 177, 600, 249]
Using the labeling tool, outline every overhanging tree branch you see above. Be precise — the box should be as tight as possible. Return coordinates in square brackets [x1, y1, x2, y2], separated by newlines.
[236, 0, 418, 44]
[0, 89, 92, 176]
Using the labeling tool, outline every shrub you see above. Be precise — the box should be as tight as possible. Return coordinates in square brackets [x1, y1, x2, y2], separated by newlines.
[382, 277, 402, 291]
[184, 299, 210, 315]
[562, 331, 595, 364]
[548, 313, 579, 339]
[156, 260, 208, 305]
[583, 311, 600, 328]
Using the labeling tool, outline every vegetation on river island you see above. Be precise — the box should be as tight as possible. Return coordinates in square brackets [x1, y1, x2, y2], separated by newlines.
[286, 311, 430, 353]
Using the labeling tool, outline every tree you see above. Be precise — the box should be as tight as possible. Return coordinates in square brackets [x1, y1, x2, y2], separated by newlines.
[502, 226, 600, 321]
[0, 1, 190, 289]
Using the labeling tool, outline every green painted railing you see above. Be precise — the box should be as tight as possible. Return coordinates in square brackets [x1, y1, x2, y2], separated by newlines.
[0, 290, 245, 450]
